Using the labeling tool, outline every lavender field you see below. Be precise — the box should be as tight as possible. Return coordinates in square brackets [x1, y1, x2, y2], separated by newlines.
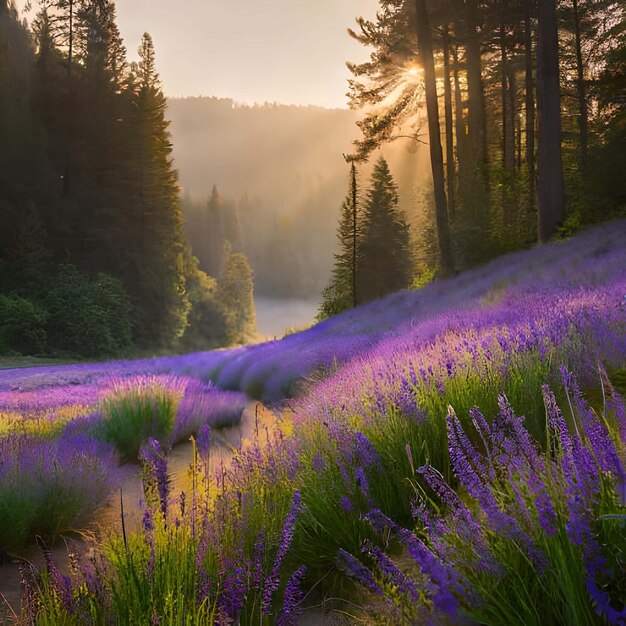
[1, 221, 625, 624]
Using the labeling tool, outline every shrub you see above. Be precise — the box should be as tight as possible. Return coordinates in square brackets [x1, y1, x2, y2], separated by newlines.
[23, 439, 304, 624]
[98, 376, 185, 460]
[46, 264, 133, 357]
[0, 293, 47, 355]
[180, 259, 229, 350]
[0, 433, 119, 553]
[170, 379, 247, 445]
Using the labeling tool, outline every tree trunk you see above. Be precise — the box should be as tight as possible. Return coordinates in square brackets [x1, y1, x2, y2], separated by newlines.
[572, 0, 589, 171]
[63, 0, 75, 197]
[506, 62, 517, 174]
[466, 0, 488, 167]
[501, 22, 515, 173]
[351, 162, 358, 308]
[415, 0, 454, 275]
[536, 0, 565, 242]
[452, 41, 467, 174]
[442, 25, 456, 218]
[524, 0, 535, 209]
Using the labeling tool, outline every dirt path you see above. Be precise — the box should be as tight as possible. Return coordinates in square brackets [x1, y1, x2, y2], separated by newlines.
[0, 401, 285, 622]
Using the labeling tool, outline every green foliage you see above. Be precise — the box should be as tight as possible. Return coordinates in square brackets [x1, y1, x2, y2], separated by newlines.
[411, 265, 436, 290]
[357, 157, 412, 303]
[180, 255, 228, 349]
[217, 242, 257, 345]
[0, 294, 47, 355]
[319, 165, 360, 321]
[26, 434, 298, 625]
[46, 265, 133, 358]
[0, 7, 196, 353]
[97, 377, 183, 461]
[321, 158, 413, 319]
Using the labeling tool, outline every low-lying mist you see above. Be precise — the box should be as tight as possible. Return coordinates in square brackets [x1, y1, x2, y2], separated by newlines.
[167, 97, 433, 301]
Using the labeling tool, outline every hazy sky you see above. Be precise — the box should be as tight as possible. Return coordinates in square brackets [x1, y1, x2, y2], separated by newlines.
[18, 0, 380, 108]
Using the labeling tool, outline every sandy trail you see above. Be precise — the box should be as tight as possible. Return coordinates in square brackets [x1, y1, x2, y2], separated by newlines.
[0, 401, 284, 621]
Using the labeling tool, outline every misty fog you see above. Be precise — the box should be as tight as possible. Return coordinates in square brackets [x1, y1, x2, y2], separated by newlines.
[166, 97, 434, 326]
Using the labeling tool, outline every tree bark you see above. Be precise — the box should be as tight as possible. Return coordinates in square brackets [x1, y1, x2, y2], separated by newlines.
[442, 24, 456, 217]
[415, 0, 454, 275]
[536, 0, 565, 242]
[501, 21, 515, 173]
[351, 162, 358, 308]
[572, 0, 589, 171]
[507, 62, 517, 174]
[524, 0, 535, 208]
[452, 41, 467, 174]
[63, 0, 75, 197]
[466, 0, 488, 167]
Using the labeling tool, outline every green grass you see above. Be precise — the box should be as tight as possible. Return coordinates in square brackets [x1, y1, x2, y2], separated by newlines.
[97, 377, 184, 461]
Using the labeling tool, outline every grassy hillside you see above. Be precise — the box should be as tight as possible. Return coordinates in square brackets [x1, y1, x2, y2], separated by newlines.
[2, 221, 625, 624]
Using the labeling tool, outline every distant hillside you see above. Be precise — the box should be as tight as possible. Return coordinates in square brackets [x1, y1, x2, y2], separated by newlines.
[167, 97, 359, 207]
[166, 97, 432, 298]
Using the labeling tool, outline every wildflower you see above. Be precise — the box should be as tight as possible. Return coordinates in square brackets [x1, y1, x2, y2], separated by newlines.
[262, 490, 302, 614]
[277, 566, 308, 626]
[139, 437, 169, 518]
[363, 541, 420, 603]
[337, 548, 383, 595]
[340, 495, 353, 512]
[196, 423, 211, 459]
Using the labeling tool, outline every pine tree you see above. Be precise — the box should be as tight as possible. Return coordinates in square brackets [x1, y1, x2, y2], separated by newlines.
[319, 163, 361, 320]
[358, 156, 412, 303]
[124, 32, 190, 345]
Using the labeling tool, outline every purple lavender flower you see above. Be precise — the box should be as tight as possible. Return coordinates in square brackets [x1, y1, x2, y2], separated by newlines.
[219, 566, 246, 619]
[355, 466, 370, 500]
[262, 490, 302, 614]
[277, 566, 308, 626]
[340, 495, 353, 512]
[363, 541, 420, 603]
[354, 431, 381, 469]
[196, 423, 211, 460]
[337, 548, 383, 596]
[311, 452, 328, 473]
[250, 531, 266, 590]
[139, 437, 169, 518]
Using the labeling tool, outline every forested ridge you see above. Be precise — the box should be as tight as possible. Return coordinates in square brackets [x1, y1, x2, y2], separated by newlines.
[319, 0, 626, 318]
[0, 0, 256, 357]
[2, 0, 626, 353]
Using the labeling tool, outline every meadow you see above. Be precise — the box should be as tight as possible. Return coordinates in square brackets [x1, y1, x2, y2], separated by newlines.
[1, 220, 625, 624]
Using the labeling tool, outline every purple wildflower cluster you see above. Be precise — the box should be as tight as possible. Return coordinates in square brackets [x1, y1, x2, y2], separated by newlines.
[5, 221, 626, 622]
[23, 429, 308, 623]
[0, 432, 119, 551]
[343, 385, 626, 624]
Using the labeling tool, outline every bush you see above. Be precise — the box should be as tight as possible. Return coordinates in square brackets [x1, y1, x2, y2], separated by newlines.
[180, 259, 229, 349]
[0, 293, 47, 354]
[98, 376, 185, 460]
[170, 379, 247, 445]
[0, 433, 119, 553]
[46, 264, 133, 357]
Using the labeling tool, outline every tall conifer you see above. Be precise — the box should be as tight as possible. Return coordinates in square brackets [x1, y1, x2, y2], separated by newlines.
[358, 156, 412, 303]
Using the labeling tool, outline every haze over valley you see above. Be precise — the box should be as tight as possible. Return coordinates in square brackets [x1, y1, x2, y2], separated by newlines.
[167, 96, 432, 320]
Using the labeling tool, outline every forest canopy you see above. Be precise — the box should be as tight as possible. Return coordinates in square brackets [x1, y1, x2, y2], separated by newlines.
[0, 0, 256, 357]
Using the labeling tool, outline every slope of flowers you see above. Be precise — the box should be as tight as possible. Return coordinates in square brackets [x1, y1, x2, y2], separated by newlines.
[337, 377, 626, 626]
[0, 373, 247, 553]
[6, 221, 626, 623]
[22, 377, 625, 625]
[2, 220, 624, 402]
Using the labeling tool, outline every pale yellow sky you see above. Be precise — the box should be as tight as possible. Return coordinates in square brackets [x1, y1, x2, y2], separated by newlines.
[17, 0, 380, 108]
